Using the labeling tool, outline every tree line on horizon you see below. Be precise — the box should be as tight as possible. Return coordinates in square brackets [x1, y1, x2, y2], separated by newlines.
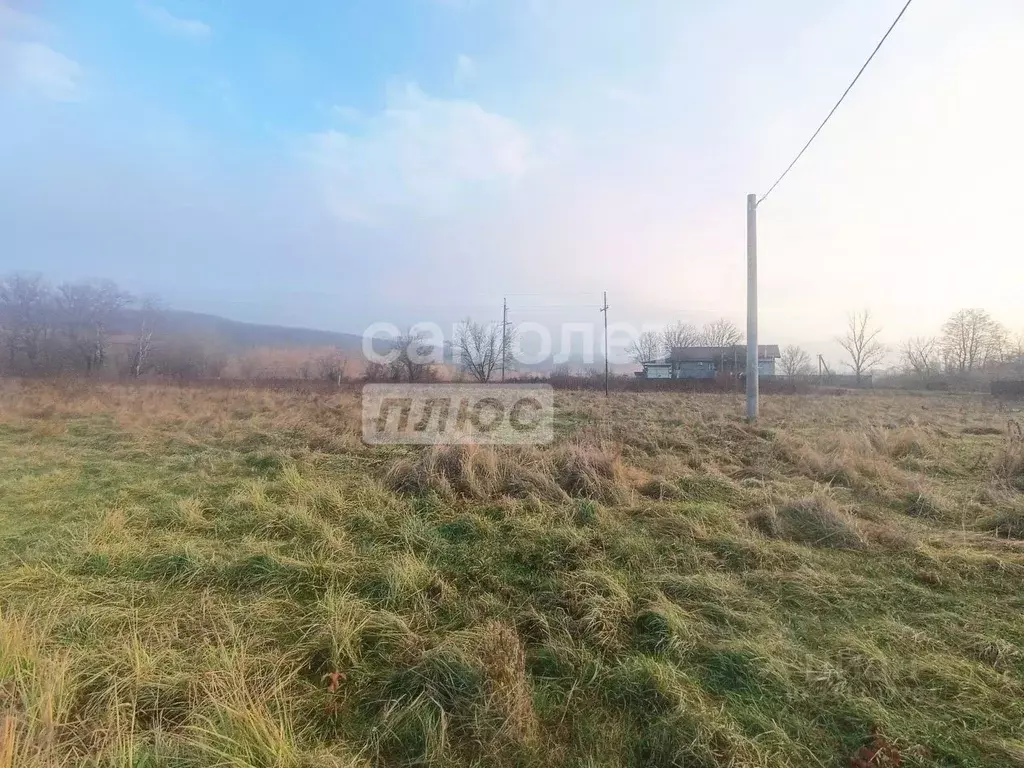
[624, 309, 1024, 385]
[4, 271, 1022, 386]
[0, 273, 348, 381]
[0, 273, 166, 378]
[831, 308, 1023, 384]
[625, 319, 744, 366]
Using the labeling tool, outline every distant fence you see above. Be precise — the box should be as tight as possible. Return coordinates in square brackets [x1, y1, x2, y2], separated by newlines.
[135, 376, 359, 393]
[818, 374, 872, 388]
[540, 375, 829, 394]
[992, 380, 1024, 399]
[12, 372, 1003, 398]
[549, 376, 737, 393]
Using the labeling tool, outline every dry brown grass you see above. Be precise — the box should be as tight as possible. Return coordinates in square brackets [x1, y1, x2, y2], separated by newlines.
[384, 439, 645, 505]
[0, 378, 364, 445]
[457, 621, 539, 752]
[992, 419, 1024, 490]
[1, 379, 1023, 766]
[385, 444, 564, 501]
[748, 488, 867, 549]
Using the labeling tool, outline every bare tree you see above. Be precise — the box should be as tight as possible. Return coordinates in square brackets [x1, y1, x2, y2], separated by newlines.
[453, 318, 514, 382]
[1005, 332, 1024, 375]
[236, 355, 261, 379]
[779, 345, 812, 378]
[363, 361, 389, 382]
[627, 330, 663, 365]
[551, 362, 572, 380]
[941, 309, 1006, 374]
[0, 273, 54, 373]
[700, 318, 743, 347]
[316, 351, 347, 384]
[661, 321, 700, 354]
[57, 280, 132, 373]
[837, 310, 886, 384]
[900, 336, 939, 378]
[389, 330, 437, 382]
[131, 296, 162, 378]
[1012, 332, 1024, 362]
[984, 321, 1010, 369]
[151, 336, 226, 379]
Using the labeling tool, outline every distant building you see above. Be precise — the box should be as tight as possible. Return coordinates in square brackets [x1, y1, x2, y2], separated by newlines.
[640, 345, 781, 380]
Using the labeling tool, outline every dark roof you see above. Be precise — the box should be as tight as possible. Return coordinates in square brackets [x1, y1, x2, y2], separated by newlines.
[669, 345, 781, 362]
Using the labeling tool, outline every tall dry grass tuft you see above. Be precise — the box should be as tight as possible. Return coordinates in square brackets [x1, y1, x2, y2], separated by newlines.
[384, 440, 641, 504]
[366, 624, 539, 765]
[901, 480, 949, 520]
[548, 441, 636, 504]
[776, 432, 876, 487]
[975, 487, 1024, 539]
[749, 488, 866, 549]
[0, 610, 74, 768]
[992, 420, 1024, 490]
[563, 569, 634, 653]
[867, 426, 935, 460]
[456, 622, 538, 753]
[385, 444, 561, 501]
[189, 650, 365, 768]
[774, 426, 945, 515]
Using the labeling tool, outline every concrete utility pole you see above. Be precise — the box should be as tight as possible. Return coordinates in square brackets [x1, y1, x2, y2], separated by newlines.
[601, 291, 609, 397]
[501, 297, 508, 382]
[746, 193, 759, 421]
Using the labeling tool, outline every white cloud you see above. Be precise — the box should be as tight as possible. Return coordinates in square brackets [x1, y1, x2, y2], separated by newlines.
[331, 105, 363, 123]
[602, 85, 640, 104]
[454, 53, 476, 85]
[0, 3, 47, 36]
[306, 82, 534, 221]
[138, 3, 211, 39]
[0, 40, 82, 102]
[0, 4, 82, 102]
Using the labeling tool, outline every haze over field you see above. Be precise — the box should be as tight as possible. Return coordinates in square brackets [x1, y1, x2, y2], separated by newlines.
[2, 0, 1023, 345]
[5, 5, 1024, 763]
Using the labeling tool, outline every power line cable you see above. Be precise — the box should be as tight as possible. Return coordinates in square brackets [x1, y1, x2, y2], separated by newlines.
[757, 0, 915, 206]
[503, 292, 602, 299]
[506, 305, 604, 311]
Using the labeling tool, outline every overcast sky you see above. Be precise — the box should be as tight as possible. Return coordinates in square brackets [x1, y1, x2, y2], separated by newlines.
[1, 0, 1022, 356]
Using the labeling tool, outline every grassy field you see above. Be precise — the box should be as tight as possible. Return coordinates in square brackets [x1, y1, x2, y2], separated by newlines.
[0, 380, 1023, 767]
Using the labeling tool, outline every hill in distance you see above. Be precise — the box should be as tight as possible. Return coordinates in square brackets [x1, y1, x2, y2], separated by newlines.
[114, 308, 365, 354]
[114, 308, 636, 374]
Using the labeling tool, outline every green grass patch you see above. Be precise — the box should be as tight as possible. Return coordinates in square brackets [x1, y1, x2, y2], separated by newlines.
[0, 382, 1022, 767]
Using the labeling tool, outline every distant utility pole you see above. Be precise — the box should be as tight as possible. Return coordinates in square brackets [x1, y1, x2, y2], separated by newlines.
[818, 354, 832, 384]
[746, 194, 758, 421]
[601, 291, 609, 397]
[501, 297, 508, 382]
[745, 0, 914, 419]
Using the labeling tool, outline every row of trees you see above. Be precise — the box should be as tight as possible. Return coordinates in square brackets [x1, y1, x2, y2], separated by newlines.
[0, 273, 144, 376]
[1, 272, 359, 382]
[364, 331, 440, 383]
[621, 308, 1022, 385]
[623, 318, 820, 382]
[901, 309, 1022, 378]
[0, 274, 225, 380]
[839, 308, 1023, 383]
[626, 319, 744, 364]
[365, 321, 517, 383]
[449, 317, 751, 384]
[810, 308, 1023, 384]
[7, 268, 1018, 386]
